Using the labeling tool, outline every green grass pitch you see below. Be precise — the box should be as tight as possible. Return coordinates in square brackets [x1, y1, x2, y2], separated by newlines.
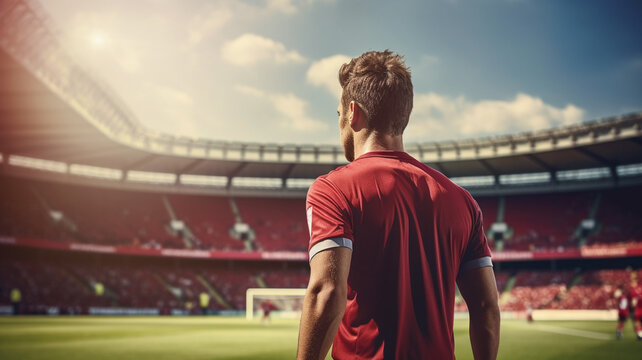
[0, 316, 640, 359]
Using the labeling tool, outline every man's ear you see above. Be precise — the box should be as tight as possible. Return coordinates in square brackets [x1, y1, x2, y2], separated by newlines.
[349, 101, 365, 131]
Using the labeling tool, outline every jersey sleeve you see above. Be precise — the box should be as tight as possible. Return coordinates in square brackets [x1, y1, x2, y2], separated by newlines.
[460, 200, 493, 273]
[305, 177, 354, 261]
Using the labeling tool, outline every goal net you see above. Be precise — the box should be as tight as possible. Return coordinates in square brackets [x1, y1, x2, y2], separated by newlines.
[245, 288, 306, 320]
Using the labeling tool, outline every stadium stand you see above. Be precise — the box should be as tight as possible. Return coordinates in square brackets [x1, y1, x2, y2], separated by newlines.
[502, 270, 576, 311]
[235, 197, 308, 252]
[0, 177, 72, 242]
[40, 182, 183, 248]
[201, 268, 259, 310]
[67, 261, 181, 313]
[0, 257, 111, 314]
[260, 268, 310, 289]
[3, 176, 641, 252]
[501, 192, 594, 251]
[551, 269, 642, 310]
[168, 194, 244, 251]
[587, 187, 642, 246]
[2, 244, 641, 314]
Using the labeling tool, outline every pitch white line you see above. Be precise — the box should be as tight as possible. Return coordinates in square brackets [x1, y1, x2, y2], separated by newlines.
[533, 324, 611, 340]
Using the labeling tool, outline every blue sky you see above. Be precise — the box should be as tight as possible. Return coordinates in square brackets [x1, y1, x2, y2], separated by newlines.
[39, 0, 642, 145]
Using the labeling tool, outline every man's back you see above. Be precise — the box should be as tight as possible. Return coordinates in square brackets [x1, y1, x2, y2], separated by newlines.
[306, 150, 491, 359]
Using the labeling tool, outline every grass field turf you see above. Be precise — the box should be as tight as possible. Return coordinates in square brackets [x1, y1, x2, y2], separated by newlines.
[0, 317, 640, 359]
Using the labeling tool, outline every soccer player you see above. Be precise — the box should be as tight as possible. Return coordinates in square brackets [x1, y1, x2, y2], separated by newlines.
[10, 288, 21, 315]
[525, 304, 534, 323]
[199, 292, 210, 315]
[259, 300, 273, 323]
[296, 51, 500, 360]
[629, 278, 642, 340]
[614, 286, 629, 339]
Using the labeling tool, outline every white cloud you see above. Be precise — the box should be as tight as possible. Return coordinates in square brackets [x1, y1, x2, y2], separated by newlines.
[144, 84, 198, 136]
[187, 0, 335, 46]
[419, 54, 439, 66]
[267, 0, 298, 14]
[407, 92, 584, 142]
[155, 85, 194, 106]
[235, 84, 266, 98]
[306, 54, 352, 98]
[222, 33, 306, 66]
[113, 48, 141, 73]
[267, 0, 336, 14]
[271, 93, 327, 131]
[235, 85, 327, 131]
[188, 8, 234, 46]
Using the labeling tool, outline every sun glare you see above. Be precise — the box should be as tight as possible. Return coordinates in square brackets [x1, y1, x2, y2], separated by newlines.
[89, 31, 108, 49]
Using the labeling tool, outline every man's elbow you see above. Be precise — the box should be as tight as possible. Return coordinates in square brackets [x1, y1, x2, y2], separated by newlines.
[467, 296, 500, 316]
[307, 282, 347, 312]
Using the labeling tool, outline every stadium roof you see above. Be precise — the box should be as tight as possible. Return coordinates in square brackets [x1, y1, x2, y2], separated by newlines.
[1, 0, 642, 196]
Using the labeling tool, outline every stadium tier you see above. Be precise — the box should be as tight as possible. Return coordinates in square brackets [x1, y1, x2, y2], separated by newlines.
[0, 247, 305, 314]
[2, 246, 640, 315]
[502, 193, 593, 251]
[235, 197, 308, 252]
[1, 176, 640, 253]
[587, 188, 642, 246]
[167, 194, 244, 251]
[502, 270, 576, 311]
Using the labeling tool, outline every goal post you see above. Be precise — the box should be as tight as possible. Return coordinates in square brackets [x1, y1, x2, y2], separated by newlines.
[246, 288, 307, 320]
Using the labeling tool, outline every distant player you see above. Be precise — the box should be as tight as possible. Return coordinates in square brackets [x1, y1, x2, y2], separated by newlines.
[526, 304, 534, 323]
[629, 278, 642, 340]
[10, 288, 21, 315]
[614, 286, 629, 339]
[297, 51, 500, 360]
[261, 300, 274, 323]
[199, 292, 210, 315]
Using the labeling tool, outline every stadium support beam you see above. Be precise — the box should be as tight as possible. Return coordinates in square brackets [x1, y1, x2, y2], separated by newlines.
[61, 147, 137, 164]
[478, 160, 500, 186]
[280, 163, 297, 189]
[575, 148, 613, 168]
[526, 154, 557, 183]
[609, 165, 619, 184]
[526, 154, 555, 172]
[122, 154, 157, 172]
[478, 159, 499, 178]
[627, 137, 642, 147]
[226, 162, 247, 189]
[176, 159, 204, 176]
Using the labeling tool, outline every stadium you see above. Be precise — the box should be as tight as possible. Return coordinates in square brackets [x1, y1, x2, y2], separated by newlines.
[1, 0, 642, 359]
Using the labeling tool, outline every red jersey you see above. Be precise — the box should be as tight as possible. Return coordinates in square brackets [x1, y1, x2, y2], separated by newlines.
[617, 293, 629, 317]
[630, 285, 642, 312]
[306, 151, 492, 360]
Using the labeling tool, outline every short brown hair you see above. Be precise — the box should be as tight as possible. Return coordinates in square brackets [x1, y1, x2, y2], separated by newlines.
[339, 50, 413, 136]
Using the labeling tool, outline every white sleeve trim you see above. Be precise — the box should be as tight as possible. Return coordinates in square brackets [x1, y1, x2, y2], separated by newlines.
[309, 237, 353, 261]
[459, 256, 493, 272]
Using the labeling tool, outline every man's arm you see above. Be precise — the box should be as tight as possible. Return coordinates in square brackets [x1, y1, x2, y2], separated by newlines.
[457, 266, 500, 360]
[297, 247, 352, 360]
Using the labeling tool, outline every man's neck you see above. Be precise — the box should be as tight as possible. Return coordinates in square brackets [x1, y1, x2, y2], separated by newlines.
[353, 132, 404, 159]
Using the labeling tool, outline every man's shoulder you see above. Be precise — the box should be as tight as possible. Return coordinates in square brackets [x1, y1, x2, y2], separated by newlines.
[310, 162, 361, 188]
[306, 167, 349, 202]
